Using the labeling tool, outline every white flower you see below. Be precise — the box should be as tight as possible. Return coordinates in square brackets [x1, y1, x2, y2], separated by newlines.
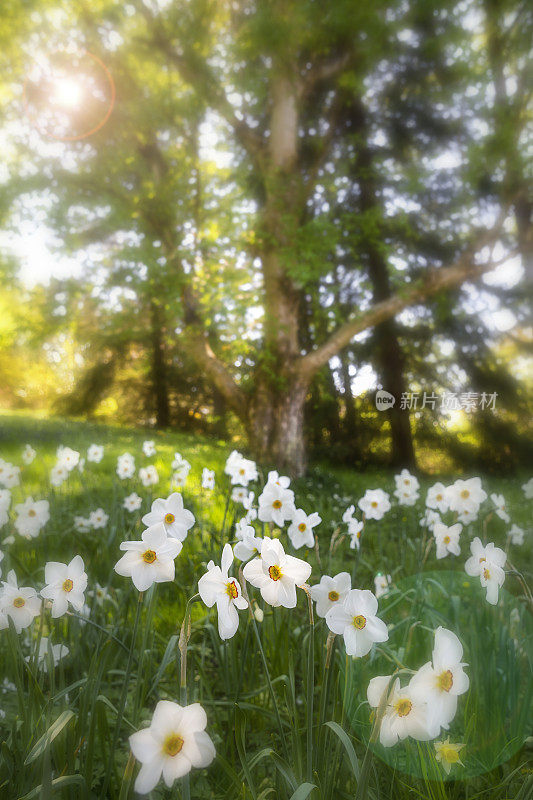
[117, 453, 135, 479]
[29, 638, 69, 671]
[309, 572, 351, 618]
[89, 508, 109, 529]
[258, 483, 295, 527]
[490, 493, 510, 523]
[74, 515, 91, 533]
[0, 570, 41, 633]
[50, 463, 68, 486]
[171, 453, 191, 473]
[22, 444, 36, 465]
[394, 469, 420, 494]
[522, 477, 533, 499]
[446, 478, 487, 516]
[457, 507, 479, 526]
[374, 573, 391, 599]
[464, 537, 506, 605]
[88, 582, 110, 606]
[139, 465, 159, 487]
[287, 509, 321, 549]
[266, 470, 291, 488]
[433, 522, 462, 560]
[171, 469, 190, 489]
[231, 486, 249, 505]
[114, 524, 182, 592]
[142, 493, 195, 541]
[0, 489, 11, 512]
[348, 518, 364, 550]
[234, 521, 262, 562]
[342, 505, 355, 524]
[142, 440, 156, 457]
[367, 675, 438, 747]
[509, 524, 524, 545]
[0, 460, 21, 488]
[426, 483, 449, 514]
[198, 544, 248, 639]
[129, 701, 215, 794]
[420, 509, 441, 532]
[124, 493, 142, 512]
[225, 451, 258, 486]
[358, 489, 391, 521]
[394, 485, 419, 506]
[201, 468, 215, 490]
[410, 627, 469, 732]
[87, 444, 104, 463]
[325, 589, 388, 657]
[13, 497, 50, 539]
[41, 556, 88, 618]
[243, 536, 311, 608]
[56, 446, 80, 471]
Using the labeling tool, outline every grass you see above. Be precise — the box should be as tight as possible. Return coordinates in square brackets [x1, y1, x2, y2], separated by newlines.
[0, 411, 531, 800]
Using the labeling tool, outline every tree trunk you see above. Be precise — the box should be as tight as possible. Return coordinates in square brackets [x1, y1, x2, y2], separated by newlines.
[149, 300, 170, 428]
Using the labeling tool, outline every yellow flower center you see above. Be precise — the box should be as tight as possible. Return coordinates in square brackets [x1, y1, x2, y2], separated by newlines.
[13, 597, 25, 608]
[371, 501, 378, 508]
[239, 468, 245, 475]
[436, 494, 443, 501]
[62, 578, 73, 593]
[404, 479, 409, 485]
[226, 580, 239, 599]
[439, 744, 461, 764]
[272, 500, 282, 509]
[268, 565, 282, 581]
[28, 509, 36, 517]
[328, 590, 339, 602]
[443, 535, 450, 544]
[483, 567, 490, 580]
[163, 733, 184, 757]
[142, 550, 157, 564]
[298, 522, 306, 532]
[437, 669, 454, 692]
[353, 614, 366, 630]
[395, 698, 412, 717]
[164, 512, 175, 524]
[460, 489, 470, 499]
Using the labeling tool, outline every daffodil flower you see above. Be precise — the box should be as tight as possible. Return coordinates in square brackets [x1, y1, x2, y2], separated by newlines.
[243, 536, 311, 608]
[325, 588, 388, 657]
[114, 523, 182, 592]
[198, 544, 247, 639]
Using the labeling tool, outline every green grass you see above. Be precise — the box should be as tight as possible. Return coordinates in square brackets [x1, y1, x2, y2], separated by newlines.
[0, 412, 531, 800]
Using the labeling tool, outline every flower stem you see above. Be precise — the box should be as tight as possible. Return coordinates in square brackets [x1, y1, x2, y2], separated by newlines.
[304, 586, 315, 783]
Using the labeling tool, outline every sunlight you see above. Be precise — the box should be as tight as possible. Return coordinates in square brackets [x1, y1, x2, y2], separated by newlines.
[50, 77, 83, 108]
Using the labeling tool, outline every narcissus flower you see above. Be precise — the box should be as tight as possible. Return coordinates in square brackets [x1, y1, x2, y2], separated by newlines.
[374, 573, 391, 599]
[114, 524, 182, 592]
[74, 515, 91, 533]
[142, 440, 156, 457]
[0, 460, 21, 488]
[325, 589, 388, 657]
[89, 508, 109, 529]
[87, 444, 104, 463]
[426, 482, 449, 514]
[310, 572, 351, 618]
[521, 477, 533, 499]
[225, 451, 258, 486]
[0, 570, 41, 632]
[394, 470, 420, 505]
[198, 544, 247, 639]
[142, 493, 195, 542]
[509, 524, 525, 545]
[22, 444, 36, 465]
[139, 465, 159, 487]
[201, 468, 215, 490]
[41, 556, 88, 618]
[367, 675, 438, 747]
[464, 537, 506, 605]
[50, 464, 68, 487]
[129, 701, 215, 794]
[117, 453, 135, 479]
[490, 493, 510, 523]
[13, 497, 49, 539]
[446, 478, 486, 516]
[243, 536, 311, 608]
[358, 489, 391, 521]
[287, 509, 321, 549]
[124, 492, 142, 512]
[434, 737, 465, 774]
[234, 521, 262, 562]
[410, 627, 469, 732]
[29, 637, 69, 670]
[433, 522, 461, 560]
[258, 483, 295, 527]
[56, 446, 80, 471]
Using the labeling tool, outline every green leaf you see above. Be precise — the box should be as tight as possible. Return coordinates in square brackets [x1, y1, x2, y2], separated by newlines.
[17, 774, 87, 800]
[24, 710, 76, 766]
[289, 783, 316, 800]
[324, 721, 360, 781]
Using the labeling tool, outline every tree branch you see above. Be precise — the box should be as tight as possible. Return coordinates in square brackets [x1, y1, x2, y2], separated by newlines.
[183, 328, 247, 417]
[298, 224, 512, 378]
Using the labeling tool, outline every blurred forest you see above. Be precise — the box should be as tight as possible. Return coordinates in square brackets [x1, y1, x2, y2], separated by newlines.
[0, 0, 531, 474]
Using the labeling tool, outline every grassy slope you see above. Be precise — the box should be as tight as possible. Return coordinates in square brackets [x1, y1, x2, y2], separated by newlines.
[0, 412, 531, 799]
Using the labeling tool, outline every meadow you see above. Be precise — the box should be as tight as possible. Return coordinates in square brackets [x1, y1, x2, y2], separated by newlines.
[0, 412, 531, 800]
